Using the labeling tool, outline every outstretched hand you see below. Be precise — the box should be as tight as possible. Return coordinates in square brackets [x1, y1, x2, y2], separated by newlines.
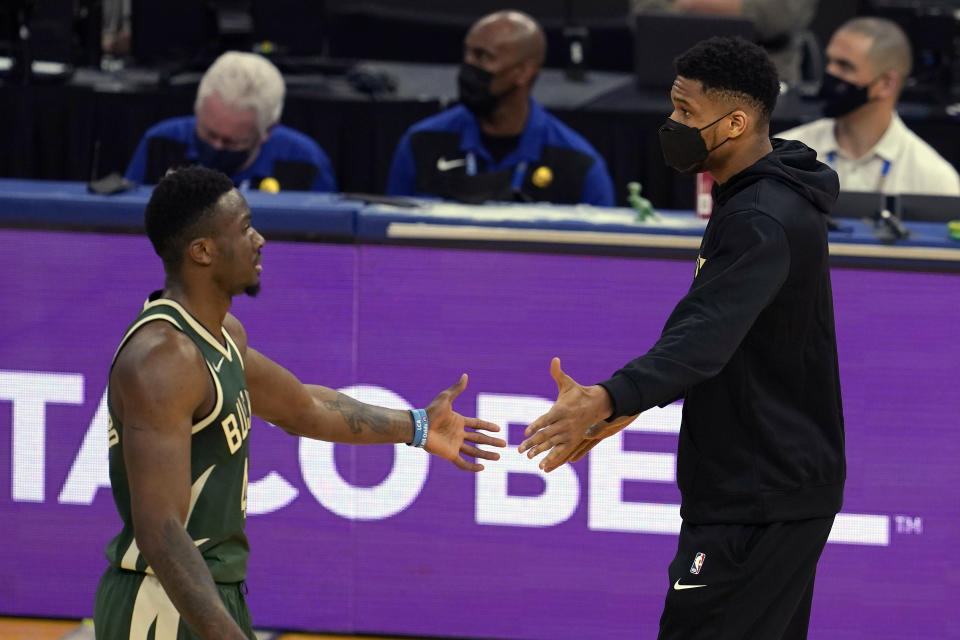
[425, 374, 506, 472]
[518, 357, 614, 472]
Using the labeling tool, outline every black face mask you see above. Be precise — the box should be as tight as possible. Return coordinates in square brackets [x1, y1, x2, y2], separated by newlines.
[195, 133, 253, 176]
[458, 63, 503, 118]
[658, 112, 733, 174]
[819, 73, 871, 118]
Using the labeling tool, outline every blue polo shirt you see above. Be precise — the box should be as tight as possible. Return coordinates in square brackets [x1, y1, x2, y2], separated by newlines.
[387, 99, 615, 206]
[125, 116, 337, 192]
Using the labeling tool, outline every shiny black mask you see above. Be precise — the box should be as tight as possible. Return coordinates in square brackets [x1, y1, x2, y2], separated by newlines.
[457, 63, 500, 118]
[819, 73, 870, 118]
[195, 133, 252, 176]
[658, 112, 732, 174]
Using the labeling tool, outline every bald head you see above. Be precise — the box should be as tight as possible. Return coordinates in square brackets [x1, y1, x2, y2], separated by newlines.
[467, 10, 546, 70]
[838, 17, 912, 80]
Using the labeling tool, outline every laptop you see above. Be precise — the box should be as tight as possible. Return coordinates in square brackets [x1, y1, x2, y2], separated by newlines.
[633, 12, 758, 89]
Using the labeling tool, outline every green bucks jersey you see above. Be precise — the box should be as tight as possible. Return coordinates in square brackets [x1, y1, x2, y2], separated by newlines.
[104, 293, 252, 583]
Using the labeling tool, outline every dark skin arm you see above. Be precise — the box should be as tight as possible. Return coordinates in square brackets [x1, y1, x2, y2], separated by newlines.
[225, 314, 505, 471]
[110, 323, 248, 639]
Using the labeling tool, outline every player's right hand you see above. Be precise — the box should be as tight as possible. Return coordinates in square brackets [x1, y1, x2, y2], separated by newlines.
[424, 374, 506, 472]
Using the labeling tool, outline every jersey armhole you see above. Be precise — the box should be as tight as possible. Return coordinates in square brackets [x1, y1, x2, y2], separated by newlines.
[108, 314, 223, 434]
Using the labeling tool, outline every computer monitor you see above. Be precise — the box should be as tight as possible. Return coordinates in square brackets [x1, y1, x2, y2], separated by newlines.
[897, 193, 960, 222]
[833, 191, 885, 219]
[832, 191, 960, 223]
[633, 12, 758, 90]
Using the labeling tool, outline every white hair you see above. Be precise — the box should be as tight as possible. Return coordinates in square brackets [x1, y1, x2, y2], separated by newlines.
[194, 51, 286, 136]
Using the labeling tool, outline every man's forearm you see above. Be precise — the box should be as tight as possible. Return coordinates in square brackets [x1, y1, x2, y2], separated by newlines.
[139, 518, 248, 640]
[290, 387, 414, 444]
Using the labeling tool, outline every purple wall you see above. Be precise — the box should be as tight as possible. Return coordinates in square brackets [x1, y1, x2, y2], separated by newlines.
[0, 229, 957, 638]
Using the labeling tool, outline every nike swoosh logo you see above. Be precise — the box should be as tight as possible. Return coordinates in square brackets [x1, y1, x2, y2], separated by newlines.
[213, 356, 224, 372]
[695, 255, 707, 277]
[436, 157, 466, 172]
[674, 579, 707, 590]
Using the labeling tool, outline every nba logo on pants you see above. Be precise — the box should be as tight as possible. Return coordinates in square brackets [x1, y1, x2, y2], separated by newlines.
[689, 552, 706, 575]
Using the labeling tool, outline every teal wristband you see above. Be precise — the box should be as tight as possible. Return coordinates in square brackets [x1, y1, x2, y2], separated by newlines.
[407, 409, 429, 448]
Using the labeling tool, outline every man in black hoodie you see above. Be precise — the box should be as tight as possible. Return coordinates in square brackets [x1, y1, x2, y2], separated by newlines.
[519, 37, 844, 639]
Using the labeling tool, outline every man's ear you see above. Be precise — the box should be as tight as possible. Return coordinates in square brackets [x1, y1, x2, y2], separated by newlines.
[187, 237, 215, 266]
[516, 59, 540, 88]
[260, 124, 276, 145]
[726, 110, 749, 140]
[871, 71, 899, 100]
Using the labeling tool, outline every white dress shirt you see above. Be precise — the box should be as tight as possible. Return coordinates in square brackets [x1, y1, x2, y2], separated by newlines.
[776, 113, 960, 196]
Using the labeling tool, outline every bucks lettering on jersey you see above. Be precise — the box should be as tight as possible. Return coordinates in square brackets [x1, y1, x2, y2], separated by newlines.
[104, 293, 252, 583]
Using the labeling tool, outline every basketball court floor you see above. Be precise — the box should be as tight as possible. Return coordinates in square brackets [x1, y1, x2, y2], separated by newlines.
[0, 617, 420, 640]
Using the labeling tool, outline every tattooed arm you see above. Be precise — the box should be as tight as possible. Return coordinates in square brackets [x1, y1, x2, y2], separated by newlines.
[221, 314, 405, 443]
[228, 315, 505, 467]
[245, 346, 415, 444]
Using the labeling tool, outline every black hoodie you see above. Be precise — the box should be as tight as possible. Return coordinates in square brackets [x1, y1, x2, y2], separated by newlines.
[599, 139, 845, 524]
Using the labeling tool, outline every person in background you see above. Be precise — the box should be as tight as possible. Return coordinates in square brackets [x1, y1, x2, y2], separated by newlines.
[630, 0, 817, 87]
[386, 10, 615, 206]
[777, 17, 960, 196]
[125, 51, 337, 192]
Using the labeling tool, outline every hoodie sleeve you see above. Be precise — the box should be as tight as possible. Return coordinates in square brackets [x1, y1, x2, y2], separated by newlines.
[599, 210, 790, 419]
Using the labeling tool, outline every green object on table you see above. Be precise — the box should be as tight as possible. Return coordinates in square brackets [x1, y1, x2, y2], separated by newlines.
[949, 220, 960, 241]
[627, 181, 656, 221]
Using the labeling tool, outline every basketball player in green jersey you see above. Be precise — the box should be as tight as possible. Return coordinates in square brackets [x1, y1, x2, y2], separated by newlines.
[93, 166, 506, 640]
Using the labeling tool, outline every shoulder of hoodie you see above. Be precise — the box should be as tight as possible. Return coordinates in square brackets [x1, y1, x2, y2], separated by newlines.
[714, 178, 825, 248]
[707, 207, 791, 270]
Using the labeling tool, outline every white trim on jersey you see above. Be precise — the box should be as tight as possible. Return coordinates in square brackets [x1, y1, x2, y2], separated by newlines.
[118, 465, 217, 574]
[130, 574, 180, 639]
[192, 360, 225, 435]
[111, 313, 182, 365]
[143, 297, 233, 361]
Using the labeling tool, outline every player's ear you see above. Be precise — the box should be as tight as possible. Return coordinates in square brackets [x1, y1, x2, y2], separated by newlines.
[726, 110, 748, 139]
[187, 237, 215, 266]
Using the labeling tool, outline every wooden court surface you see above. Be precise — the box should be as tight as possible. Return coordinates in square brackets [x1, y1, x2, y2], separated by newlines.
[0, 617, 424, 640]
[0, 618, 77, 640]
